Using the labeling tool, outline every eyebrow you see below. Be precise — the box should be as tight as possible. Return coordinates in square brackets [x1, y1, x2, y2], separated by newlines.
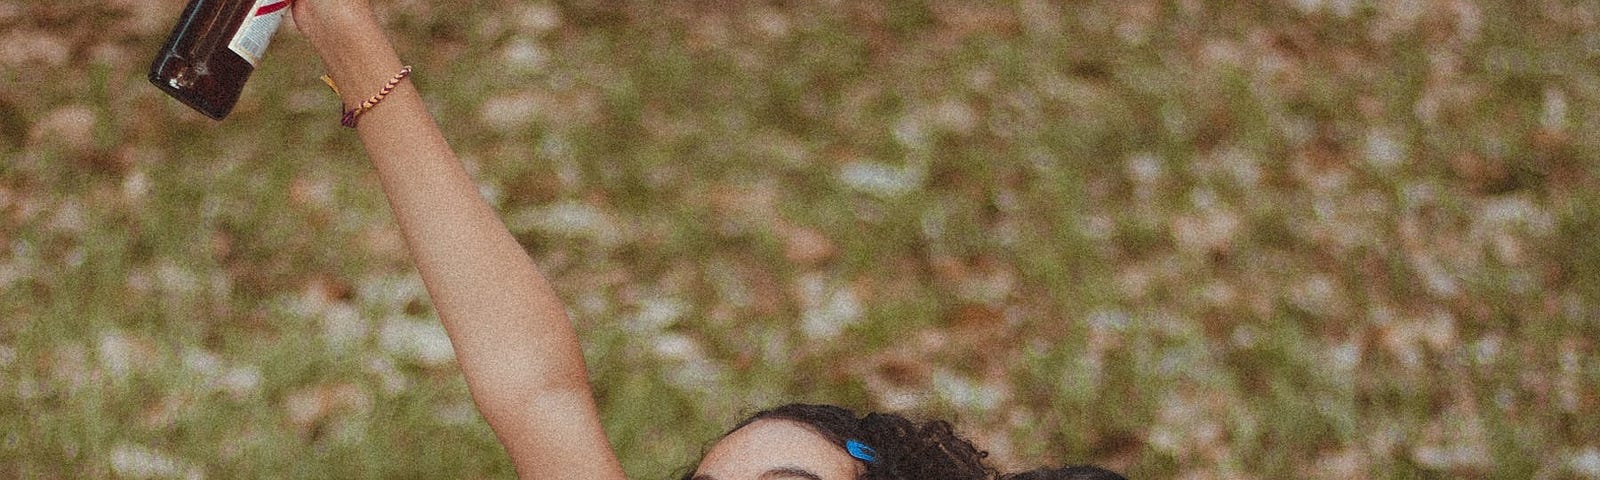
[692, 466, 825, 480]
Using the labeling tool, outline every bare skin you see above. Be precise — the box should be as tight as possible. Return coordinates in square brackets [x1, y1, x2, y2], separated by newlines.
[290, 1, 623, 478]
[285, 1, 858, 479]
[691, 420, 863, 480]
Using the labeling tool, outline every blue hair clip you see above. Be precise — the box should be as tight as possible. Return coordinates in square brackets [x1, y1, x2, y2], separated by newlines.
[846, 439, 877, 463]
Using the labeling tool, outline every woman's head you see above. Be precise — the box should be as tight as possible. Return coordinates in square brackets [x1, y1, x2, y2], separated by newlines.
[999, 465, 1128, 480]
[682, 403, 997, 480]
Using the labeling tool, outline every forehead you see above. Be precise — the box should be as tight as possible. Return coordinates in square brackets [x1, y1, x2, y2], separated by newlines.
[694, 419, 861, 480]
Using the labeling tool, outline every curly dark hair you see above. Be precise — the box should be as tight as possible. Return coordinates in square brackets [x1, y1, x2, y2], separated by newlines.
[1000, 465, 1128, 480]
[678, 403, 998, 480]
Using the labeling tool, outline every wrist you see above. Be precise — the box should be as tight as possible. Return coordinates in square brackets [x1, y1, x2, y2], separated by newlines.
[315, 34, 405, 113]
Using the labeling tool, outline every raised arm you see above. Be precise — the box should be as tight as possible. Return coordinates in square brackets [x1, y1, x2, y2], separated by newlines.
[290, 2, 625, 478]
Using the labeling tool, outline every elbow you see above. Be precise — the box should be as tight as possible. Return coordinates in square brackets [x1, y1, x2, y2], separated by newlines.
[470, 372, 600, 422]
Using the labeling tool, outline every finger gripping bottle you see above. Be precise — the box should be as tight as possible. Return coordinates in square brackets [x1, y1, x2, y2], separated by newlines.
[149, 0, 290, 120]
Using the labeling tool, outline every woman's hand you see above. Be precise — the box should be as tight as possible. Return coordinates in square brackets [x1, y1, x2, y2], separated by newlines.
[287, 0, 377, 54]
[283, 0, 397, 112]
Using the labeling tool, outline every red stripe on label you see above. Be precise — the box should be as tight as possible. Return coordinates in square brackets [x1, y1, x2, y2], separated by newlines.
[254, 0, 289, 16]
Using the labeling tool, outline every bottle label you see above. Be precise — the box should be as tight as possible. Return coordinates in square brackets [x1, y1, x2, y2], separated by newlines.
[227, 0, 289, 67]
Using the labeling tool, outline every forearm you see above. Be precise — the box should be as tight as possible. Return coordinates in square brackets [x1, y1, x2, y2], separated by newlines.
[298, 9, 623, 479]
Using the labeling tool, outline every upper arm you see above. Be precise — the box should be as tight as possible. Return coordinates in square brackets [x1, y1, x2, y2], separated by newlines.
[474, 385, 627, 480]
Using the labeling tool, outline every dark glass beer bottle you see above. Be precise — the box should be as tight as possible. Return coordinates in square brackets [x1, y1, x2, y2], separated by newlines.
[149, 0, 290, 120]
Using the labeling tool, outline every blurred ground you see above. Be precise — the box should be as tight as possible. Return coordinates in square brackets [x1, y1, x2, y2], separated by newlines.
[2, 0, 1599, 478]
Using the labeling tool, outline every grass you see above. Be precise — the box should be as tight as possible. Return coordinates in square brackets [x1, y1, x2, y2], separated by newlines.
[2, 0, 1599, 478]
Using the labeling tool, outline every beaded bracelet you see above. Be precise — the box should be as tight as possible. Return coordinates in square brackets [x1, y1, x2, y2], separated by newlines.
[320, 65, 413, 128]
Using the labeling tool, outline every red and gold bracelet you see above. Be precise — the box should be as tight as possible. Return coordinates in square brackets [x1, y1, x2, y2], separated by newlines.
[320, 65, 413, 128]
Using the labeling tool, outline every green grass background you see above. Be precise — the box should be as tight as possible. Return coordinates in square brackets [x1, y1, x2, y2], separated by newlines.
[3, 0, 1599, 478]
